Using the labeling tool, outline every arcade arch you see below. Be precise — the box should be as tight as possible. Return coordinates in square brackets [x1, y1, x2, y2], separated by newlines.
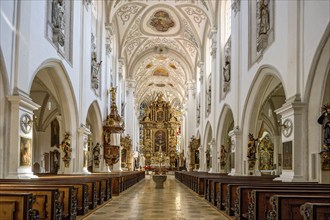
[216, 105, 234, 174]
[29, 61, 78, 174]
[242, 67, 286, 176]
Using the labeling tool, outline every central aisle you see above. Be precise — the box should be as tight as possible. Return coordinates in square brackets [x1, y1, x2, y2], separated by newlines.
[83, 175, 230, 220]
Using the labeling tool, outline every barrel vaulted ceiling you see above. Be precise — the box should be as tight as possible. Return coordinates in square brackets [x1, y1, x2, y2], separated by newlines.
[107, 0, 217, 108]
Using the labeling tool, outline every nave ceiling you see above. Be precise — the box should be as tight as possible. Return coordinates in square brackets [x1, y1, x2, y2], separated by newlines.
[107, 0, 216, 109]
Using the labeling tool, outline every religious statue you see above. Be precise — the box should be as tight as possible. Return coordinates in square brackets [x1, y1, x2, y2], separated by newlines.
[318, 104, 330, 151]
[91, 52, 102, 90]
[223, 60, 231, 83]
[52, 0, 65, 30]
[20, 138, 32, 166]
[93, 143, 101, 161]
[247, 133, 258, 170]
[220, 145, 228, 169]
[206, 76, 212, 115]
[61, 133, 72, 167]
[247, 133, 257, 160]
[154, 130, 166, 152]
[196, 97, 200, 125]
[258, 0, 270, 35]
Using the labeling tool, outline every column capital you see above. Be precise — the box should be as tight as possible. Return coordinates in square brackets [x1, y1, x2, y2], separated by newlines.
[209, 138, 216, 146]
[78, 124, 91, 136]
[7, 94, 40, 112]
[126, 79, 136, 89]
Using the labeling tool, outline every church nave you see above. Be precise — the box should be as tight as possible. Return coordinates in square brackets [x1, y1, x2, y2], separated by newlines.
[82, 175, 229, 220]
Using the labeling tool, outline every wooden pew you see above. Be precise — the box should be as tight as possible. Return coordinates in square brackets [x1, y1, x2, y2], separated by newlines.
[300, 202, 330, 220]
[231, 183, 327, 219]
[0, 192, 37, 220]
[268, 195, 330, 220]
[250, 190, 330, 220]
[175, 171, 209, 195]
[35, 175, 98, 211]
[0, 182, 76, 220]
[0, 187, 61, 220]
[0, 171, 145, 219]
[212, 176, 276, 211]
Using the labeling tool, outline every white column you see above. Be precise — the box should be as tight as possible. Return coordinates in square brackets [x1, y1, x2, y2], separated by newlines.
[273, 135, 281, 175]
[7, 95, 40, 179]
[78, 125, 91, 174]
[228, 128, 242, 176]
[209, 138, 218, 173]
[198, 146, 205, 172]
[125, 80, 136, 136]
[275, 99, 306, 182]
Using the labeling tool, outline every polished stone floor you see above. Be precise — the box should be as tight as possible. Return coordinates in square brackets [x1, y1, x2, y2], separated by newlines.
[82, 175, 229, 220]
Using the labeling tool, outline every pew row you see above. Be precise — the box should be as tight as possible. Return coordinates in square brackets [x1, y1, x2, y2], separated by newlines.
[175, 171, 330, 220]
[0, 171, 145, 220]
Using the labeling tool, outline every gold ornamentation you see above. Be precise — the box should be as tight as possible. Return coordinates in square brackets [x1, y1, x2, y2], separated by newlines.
[140, 93, 180, 169]
[103, 87, 124, 167]
[121, 134, 133, 170]
[319, 151, 330, 170]
[20, 137, 32, 166]
[61, 133, 72, 168]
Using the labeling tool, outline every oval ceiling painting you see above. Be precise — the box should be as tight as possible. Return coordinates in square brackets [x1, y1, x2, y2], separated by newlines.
[141, 6, 181, 36]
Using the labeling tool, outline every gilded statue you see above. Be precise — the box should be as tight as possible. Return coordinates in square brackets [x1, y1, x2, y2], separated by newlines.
[247, 133, 257, 160]
[61, 133, 72, 167]
[20, 138, 32, 166]
[220, 145, 228, 168]
[318, 104, 330, 151]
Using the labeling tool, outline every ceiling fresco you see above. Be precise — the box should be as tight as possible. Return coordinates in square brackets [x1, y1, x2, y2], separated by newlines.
[108, 0, 216, 108]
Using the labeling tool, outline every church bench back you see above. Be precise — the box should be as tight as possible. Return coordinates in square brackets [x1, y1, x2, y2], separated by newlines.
[0, 187, 60, 220]
[0, 182, 76, 220]
[300, 202, 330, 220]
[226, 182, 325, 217]
[0, 192, 36, 220]
[251, 190, 330, 220]
[269, 195, 330, 220]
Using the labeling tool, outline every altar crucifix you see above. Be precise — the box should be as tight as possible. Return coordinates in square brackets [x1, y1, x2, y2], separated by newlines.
[154, 130, 166, 152]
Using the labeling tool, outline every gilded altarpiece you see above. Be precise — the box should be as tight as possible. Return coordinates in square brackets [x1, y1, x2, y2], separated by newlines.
[140, 94, 180, 169]
[121, 134, 133, 170]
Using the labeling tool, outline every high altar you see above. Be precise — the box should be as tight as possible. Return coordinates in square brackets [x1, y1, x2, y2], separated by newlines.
[140, 94, 181, 170]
